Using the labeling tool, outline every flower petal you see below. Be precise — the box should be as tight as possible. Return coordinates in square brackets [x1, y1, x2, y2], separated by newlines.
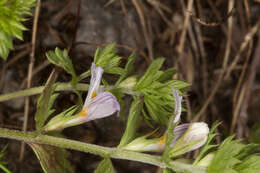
[171, 123, 190, 145]
[83, 92, 120, 122]
[184, 122, 209, 152]
[84, 63, 104, 107]
[172, 89, 183, 123]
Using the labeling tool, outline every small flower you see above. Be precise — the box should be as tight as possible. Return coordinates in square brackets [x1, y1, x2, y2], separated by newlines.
[169, 122, 209, 157]
[44, 63, 120, 131]
[123, 123, 209, 153]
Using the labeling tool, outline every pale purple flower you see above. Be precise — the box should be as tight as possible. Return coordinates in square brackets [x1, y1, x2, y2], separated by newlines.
[65, 63, 120, 126]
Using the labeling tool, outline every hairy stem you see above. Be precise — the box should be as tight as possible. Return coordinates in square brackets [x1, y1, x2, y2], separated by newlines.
[0, 83, 140, 102]
[0, 128, 205, 173]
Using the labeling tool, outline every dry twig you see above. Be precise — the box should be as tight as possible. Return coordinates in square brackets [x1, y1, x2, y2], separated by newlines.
[19, 0, 41, 161]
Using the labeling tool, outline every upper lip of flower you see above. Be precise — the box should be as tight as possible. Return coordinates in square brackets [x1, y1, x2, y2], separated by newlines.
[84, 63, 104, 107]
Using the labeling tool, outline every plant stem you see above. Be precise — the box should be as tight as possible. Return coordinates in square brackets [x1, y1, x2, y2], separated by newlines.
[0, 128, 205, 173]
[0, 83, 140, 102]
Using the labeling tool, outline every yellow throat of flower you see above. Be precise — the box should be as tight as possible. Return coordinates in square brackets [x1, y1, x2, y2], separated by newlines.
[79, 91, 97, 117]
[159, 135, 166, 146]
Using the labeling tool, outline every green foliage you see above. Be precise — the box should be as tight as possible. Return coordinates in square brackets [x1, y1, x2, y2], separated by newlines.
[116, 52, 136, 85]
[207, 136, 243, 173]
[0, 0, 35, 60]
[94, 157, 115, 173]
[28, 143, 74, 173]
[235, 155, 260, 173]
[135, 58, 189, 125]
[0, 146, 11, 173]
[35, 71, 57, 131]
[46, 48, 78, 86]
[94, 43, 124, 75]
[207, 136, 260, 173]
[118, 98, 143, 148]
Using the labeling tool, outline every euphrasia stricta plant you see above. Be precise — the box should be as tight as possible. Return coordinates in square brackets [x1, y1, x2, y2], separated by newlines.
[0, 44, 259, 173]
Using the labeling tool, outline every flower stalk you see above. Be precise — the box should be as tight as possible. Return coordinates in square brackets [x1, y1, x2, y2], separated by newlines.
[0, 127, 206, 173]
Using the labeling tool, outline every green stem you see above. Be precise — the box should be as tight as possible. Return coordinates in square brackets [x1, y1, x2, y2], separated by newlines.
[0, 128, 205, 173]
[0, 83, 140, 102]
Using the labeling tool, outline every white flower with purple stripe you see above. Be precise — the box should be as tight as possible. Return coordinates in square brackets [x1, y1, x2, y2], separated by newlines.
[65, 63, 120, 126]
[44, 63, 120, 131]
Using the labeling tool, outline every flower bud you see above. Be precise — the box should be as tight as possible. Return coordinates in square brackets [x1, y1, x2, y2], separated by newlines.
[169, 122, 209, 157]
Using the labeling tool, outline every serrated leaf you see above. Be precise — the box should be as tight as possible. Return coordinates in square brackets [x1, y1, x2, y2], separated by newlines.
[0, 31, 12, 60]
[0, 0, 35, 59]
[136, 58, 165, 89]
[46, 48, 78, 86]
[235, 155, 260, 173]
[35, 70, 57, 131]
[116, 52, 136, 85]
[46, 48, 76, 77]
[94, 157, 115, 173]
[207, 136, 244, 173]
[118, 98, 143, 148]
[28, 143, 74, 173]
[93, 43, 123, 75]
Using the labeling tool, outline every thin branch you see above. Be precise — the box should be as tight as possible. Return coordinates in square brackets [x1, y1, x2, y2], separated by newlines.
[177, 0, 194, 57]
[224, 19, 260, 80]
[20, 0, 41, 161]
[132, 0, 153, 62]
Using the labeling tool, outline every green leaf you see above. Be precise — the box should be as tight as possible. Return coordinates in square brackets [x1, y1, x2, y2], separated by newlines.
[135, 58, 165, 89]
[0, 0, 35, 59]
[35, 70, 57, 131]
[46, 48, 79, 87]
[94, 157, 115, 173]
[28, 143, 74, 173]
[118, 98, 143, 148]
[93, 43, 123, 75]
[158, 68, 178, 82]
[235, 155, 260, 173]
[116, 52, 136, 85]
[207, 136, 244, 173]
[0, 31, 13, 60]
[46, 48, 76, 77]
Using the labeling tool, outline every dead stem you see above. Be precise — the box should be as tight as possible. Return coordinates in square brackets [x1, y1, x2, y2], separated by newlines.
[19, 0, 41, 162]
[224, 19, 260, 80]
[132, 0, 153, 62]
[177, 0, 194, 57]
